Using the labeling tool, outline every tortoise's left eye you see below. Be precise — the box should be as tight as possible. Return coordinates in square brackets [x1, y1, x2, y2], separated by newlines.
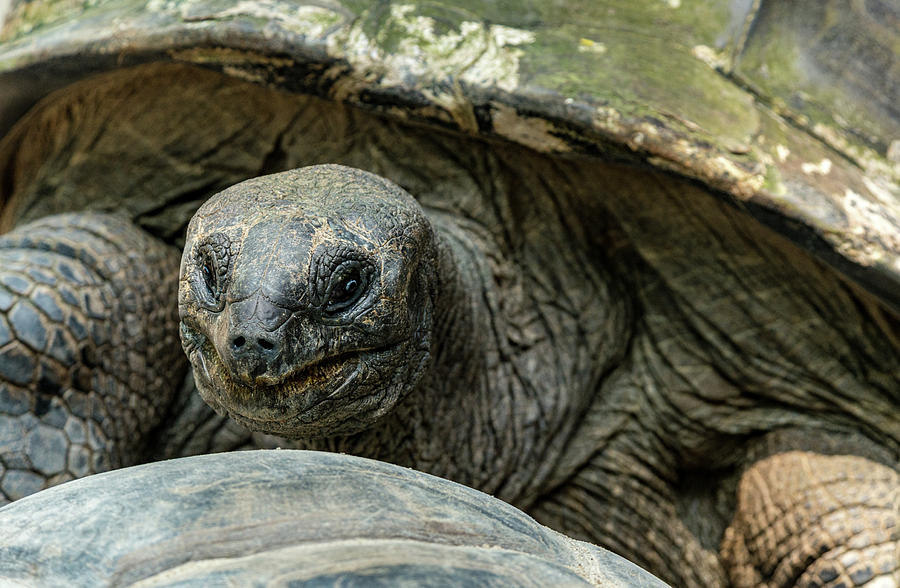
[325, 261, 368, 314]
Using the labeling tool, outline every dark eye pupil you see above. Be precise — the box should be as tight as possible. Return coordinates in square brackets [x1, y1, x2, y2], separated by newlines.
[327, 266, 365, 311]
[332, 275, 359, 303]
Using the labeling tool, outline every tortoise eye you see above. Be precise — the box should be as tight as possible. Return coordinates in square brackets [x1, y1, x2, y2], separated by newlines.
[199, 250, 218, 297]
[194, 233, 231, 310]
[325, 262, 367, 313]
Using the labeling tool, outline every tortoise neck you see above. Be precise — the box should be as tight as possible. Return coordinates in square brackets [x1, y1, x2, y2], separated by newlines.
[393, 216, 528, 498]
[428, 223, 485, 387]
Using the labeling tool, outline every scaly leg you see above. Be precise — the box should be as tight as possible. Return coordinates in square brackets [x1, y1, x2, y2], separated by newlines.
[722, 447, 899, 587]
[0, 213, 184, 503]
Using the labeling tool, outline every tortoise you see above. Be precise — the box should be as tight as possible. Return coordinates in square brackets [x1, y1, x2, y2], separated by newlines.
[0, 449, 669, 587]
[0, 0, 898, 586]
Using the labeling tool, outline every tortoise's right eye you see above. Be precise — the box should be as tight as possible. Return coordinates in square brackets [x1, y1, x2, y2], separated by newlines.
[199, 249, 218, 298]
[193, 233, 231, 310]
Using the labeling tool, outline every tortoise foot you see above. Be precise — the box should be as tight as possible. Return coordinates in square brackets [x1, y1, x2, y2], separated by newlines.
[0, 213, 183, 502]
[722, 450, 899, 588]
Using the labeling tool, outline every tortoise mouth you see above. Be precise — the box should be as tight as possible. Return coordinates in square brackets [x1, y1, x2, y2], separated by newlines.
[252, 346, 371, 389]
[226, 360, 364, 425]
[189, 338, 411, 436]
[228, 348, 373, 416]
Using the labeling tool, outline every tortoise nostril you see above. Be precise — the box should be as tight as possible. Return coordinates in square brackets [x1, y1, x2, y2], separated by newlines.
[232, 336, 246, 349]
[258, 338, 275, 351]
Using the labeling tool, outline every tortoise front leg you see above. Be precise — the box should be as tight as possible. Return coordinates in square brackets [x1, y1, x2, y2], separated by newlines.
[0, 213, 184, 503]
[722, 442, 899, 587]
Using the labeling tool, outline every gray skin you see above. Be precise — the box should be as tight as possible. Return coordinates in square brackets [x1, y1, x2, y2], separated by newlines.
[180, 164, 900, 588]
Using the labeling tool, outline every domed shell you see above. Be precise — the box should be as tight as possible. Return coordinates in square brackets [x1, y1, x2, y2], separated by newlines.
[0, 450, 669, 586]
[0, 0, 897, 310]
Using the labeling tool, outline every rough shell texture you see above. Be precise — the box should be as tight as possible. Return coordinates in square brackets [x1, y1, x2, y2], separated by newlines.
[0, 0, 897, 310]
[0, 449, 668, 587]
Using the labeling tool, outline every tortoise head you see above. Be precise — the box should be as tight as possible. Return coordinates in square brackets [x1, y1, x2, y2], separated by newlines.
[178, 165, 437, 438]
